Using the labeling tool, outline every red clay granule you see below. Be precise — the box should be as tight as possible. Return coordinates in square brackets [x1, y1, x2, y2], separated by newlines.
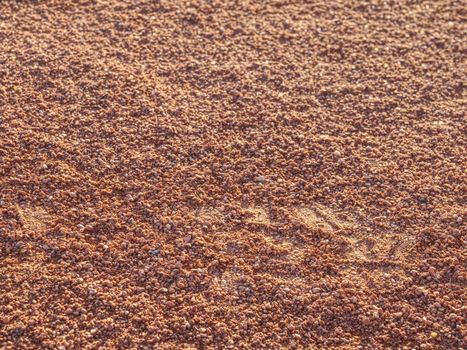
[0, 1, 465, 349]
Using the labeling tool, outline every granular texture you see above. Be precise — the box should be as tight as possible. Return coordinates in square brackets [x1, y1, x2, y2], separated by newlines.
[0, 1, 465, 349]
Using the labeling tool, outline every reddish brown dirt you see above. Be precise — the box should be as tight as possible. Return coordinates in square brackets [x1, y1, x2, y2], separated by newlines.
[0, 1, 466, 349]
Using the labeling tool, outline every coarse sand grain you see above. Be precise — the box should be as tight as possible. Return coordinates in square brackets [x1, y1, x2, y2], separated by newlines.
[0, 0, 466, 349]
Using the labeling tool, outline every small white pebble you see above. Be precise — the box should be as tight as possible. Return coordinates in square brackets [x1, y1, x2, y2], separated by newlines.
[255, 175, 265, 183]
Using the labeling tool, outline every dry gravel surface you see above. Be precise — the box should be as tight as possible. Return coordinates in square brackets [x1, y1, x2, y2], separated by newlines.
[0, 0, 466, 349]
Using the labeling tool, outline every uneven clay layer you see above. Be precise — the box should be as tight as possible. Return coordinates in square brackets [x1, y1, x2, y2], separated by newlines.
[0, 1, 465, 349]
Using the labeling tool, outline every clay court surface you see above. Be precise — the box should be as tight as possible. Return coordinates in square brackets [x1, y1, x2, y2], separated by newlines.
[0, 0, 465, 349]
